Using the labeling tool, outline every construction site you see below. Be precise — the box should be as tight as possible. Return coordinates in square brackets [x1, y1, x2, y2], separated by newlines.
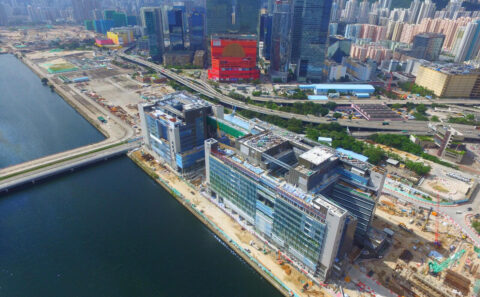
[352, 195, 480, 297]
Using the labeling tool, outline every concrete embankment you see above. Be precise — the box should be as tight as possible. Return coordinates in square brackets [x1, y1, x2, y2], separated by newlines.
[128, 152, 301, 297]
[15, 53, 110, 138]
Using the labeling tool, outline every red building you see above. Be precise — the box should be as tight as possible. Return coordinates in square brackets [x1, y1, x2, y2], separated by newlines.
[208, 35, 260, 82]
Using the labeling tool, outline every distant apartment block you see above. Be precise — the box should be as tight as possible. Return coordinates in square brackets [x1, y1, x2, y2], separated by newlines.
[139, 92, 213, 176]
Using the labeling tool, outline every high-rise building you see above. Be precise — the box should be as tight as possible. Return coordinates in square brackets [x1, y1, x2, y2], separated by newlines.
[261, 14, 273, 60]
[291, 0, 333, 82]
[0, 3, 7, 26]
[206, 0, 260, 36]
[269, 0, 291, 83]
[342, 0, 358, 22]
[411, 32, 445, 61]
[93, 19, 114, 34]
[140, 7, 165, 61]
[188, 7, 205, 50]
[112, 11, 127, 27]
[455, 20, 480, 63]
[208, 34, 260, 82]
[72, 0, 98, 23]
[166, 6, 186, 50]
[408, 0, 421, 24]
[358, 0, 370, 24]
[139, 92, 213, 175]
[416, 0, 436, 24]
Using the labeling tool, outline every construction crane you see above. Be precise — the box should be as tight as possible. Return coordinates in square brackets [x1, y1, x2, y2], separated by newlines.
[429, 249, 466, 275]
[435, 193, 440, 246]
[386, 71, 393, 92]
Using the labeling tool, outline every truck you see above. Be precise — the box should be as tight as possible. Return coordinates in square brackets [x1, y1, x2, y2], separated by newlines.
[97, 116, 107, 124]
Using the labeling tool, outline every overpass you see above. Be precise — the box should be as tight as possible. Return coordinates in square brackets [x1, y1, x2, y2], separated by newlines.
[118, 52, 480, 139]
[0, 140, 141, 193]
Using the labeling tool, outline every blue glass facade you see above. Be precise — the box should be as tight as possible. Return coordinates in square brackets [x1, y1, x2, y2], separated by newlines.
[291, 0, 332, 82]
[141, 7, 164, 61]
[167, 7, 186, 50]
[93, 19, 114, 34]
[208, 154, 332, 273]
[188, 8, 205, 50]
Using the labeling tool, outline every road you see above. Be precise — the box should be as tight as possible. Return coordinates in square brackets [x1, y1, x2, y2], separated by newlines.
[118, 52, 480, 138]
[384, 181, 480, 247]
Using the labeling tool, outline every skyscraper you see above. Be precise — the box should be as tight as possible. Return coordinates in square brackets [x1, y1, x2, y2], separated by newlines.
[416, 0, 436, 24]
[455, 19, 480, 62]
[270, 0, 291, 83]
[72, 0, 98, 23]
[188, 7, 206, 50]
[166, 5, 186, 50]
[408, 0, 421, 24]
[412, 33, 445, 61]
[206, 0, 260, 36]
[291, 0, 332, 82]
[141, 7, 165, 61]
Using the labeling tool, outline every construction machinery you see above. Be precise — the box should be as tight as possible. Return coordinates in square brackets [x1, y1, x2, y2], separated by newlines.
[422, 207, 433, 231]
[429, 249, 466, 275]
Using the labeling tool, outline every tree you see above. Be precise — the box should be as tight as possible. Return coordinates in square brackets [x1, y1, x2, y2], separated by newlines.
[467, 114, 475, 121]
[41, 77, 48, 85]
[431, 115, 440, 122]
[325, 101, 337, 110]
[320, 108, 329, 117]
[287, 118, 303, 133]
[333, 112, 342, 119]
[416, 104, 427, 114]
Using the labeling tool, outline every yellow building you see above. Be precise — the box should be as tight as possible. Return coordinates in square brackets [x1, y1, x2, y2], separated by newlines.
[415, 65, 480, 98]
[106, 30, 134, 46]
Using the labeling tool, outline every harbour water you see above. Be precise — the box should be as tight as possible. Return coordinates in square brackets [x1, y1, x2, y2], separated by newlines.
[0, 54, 282, 297]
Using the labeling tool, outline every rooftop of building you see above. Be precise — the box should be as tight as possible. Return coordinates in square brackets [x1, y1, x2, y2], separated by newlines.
[300, 146, 336, 166]
[210, 34, 258, 41]
[414, 32, 445, 38]
[299, 84, 375, 92]
[242, 131, 288, 153]
[211, 141, 347, 218]
[421, 62, 480, 75]
[144, 91, 211, 122]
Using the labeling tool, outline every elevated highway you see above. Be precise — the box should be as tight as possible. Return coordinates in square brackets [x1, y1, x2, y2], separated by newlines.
[118, 53, 480, 139]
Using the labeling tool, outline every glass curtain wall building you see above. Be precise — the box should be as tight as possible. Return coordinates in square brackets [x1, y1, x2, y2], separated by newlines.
[206, 0, 261, 36]
[204, 126, 386, 279]
[139, 92, 213, 176]
[166, 6, 187, 50]
[189, 7, 206, 50]
[270, 0, 291, 83]
[291, 0, 332, 82]
[140, 7, 165, 61]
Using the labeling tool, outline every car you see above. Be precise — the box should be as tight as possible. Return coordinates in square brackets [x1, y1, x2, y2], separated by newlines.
[468, 207, 473, 211]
